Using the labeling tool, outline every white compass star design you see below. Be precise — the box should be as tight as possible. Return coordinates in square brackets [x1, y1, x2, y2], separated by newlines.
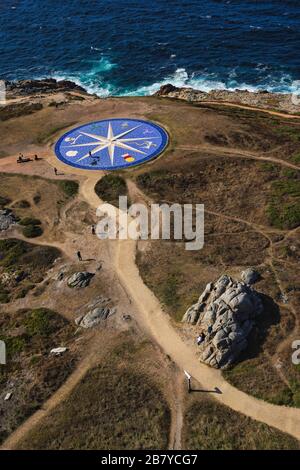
[64, 122, 160, 166]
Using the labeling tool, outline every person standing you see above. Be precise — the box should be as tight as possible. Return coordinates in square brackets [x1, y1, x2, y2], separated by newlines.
[77, 251, 82, 262]
[54, 167, 58, 176]
[197, 332, 205, 346]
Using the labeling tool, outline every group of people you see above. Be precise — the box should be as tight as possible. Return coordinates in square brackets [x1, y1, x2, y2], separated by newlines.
[17, 153, 41, 164]
[89, 151, 101, 167]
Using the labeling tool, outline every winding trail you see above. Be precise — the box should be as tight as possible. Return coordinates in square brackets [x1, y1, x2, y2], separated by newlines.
[79, 176, 300, 441]
[1, 164, 300, 447]
[188, 100, 300, 120]
[178, 143, 300, 171]
[1, 99, 300, 447]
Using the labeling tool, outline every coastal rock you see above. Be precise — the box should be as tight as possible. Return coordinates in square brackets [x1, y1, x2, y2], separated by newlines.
[155, 84, 180, 96]
[0, 209, 17, 231]
[154, 84, 300, 115]
[182, 274, 264, 369]
[5, 78, 86, 97]
[67, 271, 94, 289]
[75, 306, 116, 328]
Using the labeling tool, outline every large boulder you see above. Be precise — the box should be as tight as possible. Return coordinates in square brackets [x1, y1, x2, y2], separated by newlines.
[75, 306, 116, 328]
[182, 275, 263, 369]
[241, 268, 260, 285]
[67, 271, 94, 289]
[154, 83, 180, 96]
[0, 209, 17, 231]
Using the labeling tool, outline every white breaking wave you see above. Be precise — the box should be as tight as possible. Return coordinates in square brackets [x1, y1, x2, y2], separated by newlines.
[50, 56, 117, 97]
[48, 63, 299, 98]
[123, 68, 189, 96]
[122, 68, 299, 96]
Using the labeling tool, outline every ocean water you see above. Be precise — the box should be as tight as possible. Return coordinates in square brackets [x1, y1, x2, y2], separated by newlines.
[0, 0, 300, 97]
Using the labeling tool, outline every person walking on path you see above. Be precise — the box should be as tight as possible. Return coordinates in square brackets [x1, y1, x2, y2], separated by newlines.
[77, 251, 82, 262]
[91, 225, 96, 235]
[54, 167, 58, 176]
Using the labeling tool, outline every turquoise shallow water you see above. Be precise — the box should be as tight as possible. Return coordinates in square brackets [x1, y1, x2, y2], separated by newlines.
[0, 0, 300, 96]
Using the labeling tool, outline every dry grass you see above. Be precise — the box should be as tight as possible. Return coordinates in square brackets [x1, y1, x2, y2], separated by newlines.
[136, 211, 269, 321]
[135, 157, 299, 229]
[0, 173, 79, 241]
[17, 336, 171, 450]
[0, 238, 60, 303]
[183, 396, 299, 450]
[0, 307, 77, 444]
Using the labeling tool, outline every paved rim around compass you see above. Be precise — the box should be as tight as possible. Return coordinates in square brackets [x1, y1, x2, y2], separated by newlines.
[54, 118, 169, 170]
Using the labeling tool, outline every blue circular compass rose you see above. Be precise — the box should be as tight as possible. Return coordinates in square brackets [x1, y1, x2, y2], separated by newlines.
[55, 118, 168, 170]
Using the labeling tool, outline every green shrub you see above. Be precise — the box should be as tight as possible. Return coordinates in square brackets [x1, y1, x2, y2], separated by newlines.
[283, 169, 298, 179]
[274, 126, 300, 141]
[25, 308, 52, 337]
[272, 179, 300, 198]
[0, 239, 27, 267]
[59, 180, 79, 197]
[291, 153, 300, 164]
[1, 336, 26, 359]
[16, 284, 35, 299]
[33, 193, 41, 204]
[260, 162, 276, 172]
[24, 308, 65, 338]
[20, 246, 59, 269]
[95, 175, 128, 206]
[270, 388, 294, 406]
[0, 292, 10, 303]
[13, 200, 31, 209]
[266, 175, 300, 229]
[293, 390, 300, 408]
[19, 217, 42, 226]
[0, 195, 11, 208]
[267, 202, 300, 230]
[22, 225, 43, 238]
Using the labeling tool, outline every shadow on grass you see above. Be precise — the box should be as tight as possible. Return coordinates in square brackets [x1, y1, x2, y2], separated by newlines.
[230, 292, 281, 365]
[191, 386, 222, 394]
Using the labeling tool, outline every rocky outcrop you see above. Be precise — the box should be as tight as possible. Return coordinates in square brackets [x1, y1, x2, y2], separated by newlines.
[241, 268, 260, 285]
[154, 84, 300, 115]
[67, 272, 94, 289]
[0, 270, 27, 286]
[182, 274, 264, 369]
[75, 306, 116, 328]
[5, 78, 86, 97]
[0, 209, 17, 231]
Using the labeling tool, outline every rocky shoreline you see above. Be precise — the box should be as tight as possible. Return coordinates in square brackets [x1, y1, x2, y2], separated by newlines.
[155, 83, 300, 115]
[1, 78, 96, 117]
[2, 78, 300, 115]
[4, 78, 88, 98]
